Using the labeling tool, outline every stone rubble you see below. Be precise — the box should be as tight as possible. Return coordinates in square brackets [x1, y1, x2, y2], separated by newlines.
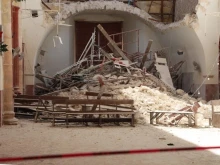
[57, 71, 213, 127]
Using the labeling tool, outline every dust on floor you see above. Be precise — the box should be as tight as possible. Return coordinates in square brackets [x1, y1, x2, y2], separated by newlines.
[0, 119, 220, 165]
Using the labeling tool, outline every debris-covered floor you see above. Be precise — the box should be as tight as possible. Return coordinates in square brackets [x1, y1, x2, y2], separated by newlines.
[0, 120, 220, 165]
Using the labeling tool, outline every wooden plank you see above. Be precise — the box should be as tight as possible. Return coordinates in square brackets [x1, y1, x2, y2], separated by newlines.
[83, 104, 134, 111]
[78, 61, 112, 75]
[66, 111, 135, 115]
[14, 105, 50, 108]
[172, 0, 176, 22]
[149, 13, 174, 15]
[14, 95, 40, 99]
[42, 87, 71, 96]
[85, 92, 113, 97]
[211, 100, 220, 106]
[40, 96, 69, 100]
[99, 48, 112, 60]
[53, 99, 134, 105]
[150, 111, 193, 114]
[14, 98, 39, 102]
[35, 85, 50, 91]
[140, 40, 153, 69]
[36, 107, 52, 111]
[161, 0, 164, 22]
[97, 24, 132, 63]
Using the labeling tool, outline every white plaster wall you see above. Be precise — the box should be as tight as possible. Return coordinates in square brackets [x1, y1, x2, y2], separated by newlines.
[123, 15, 162, 54]
[38, 17, 74, 76]
[195, 0, 219, 82]
[157, 0, 219, 98]
[191, 0, 219, 98]
[158, 27, 205, 93]
[21, 0, 54, 86]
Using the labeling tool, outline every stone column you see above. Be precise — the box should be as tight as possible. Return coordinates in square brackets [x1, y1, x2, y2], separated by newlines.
[0, 23, 3, 127]
[2, 0, 18, 125]
[12, 6, 20, 94]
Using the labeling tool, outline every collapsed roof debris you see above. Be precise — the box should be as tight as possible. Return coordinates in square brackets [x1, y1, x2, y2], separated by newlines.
[33, 24, 212, 127]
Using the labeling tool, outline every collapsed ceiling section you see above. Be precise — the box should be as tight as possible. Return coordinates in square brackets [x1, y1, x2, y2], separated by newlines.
[41, 0, 200, 33]
[36, 0, 203, 91]
[43, 0, 199, 23]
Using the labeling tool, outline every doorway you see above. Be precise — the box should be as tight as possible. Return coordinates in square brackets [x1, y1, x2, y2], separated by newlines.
[75, 21, 123, 62]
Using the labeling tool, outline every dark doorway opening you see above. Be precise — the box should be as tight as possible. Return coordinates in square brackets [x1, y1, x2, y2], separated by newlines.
[75, 21, 123, 62]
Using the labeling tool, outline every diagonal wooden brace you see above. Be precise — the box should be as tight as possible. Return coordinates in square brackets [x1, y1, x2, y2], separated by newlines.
[97, 24, 132, 64]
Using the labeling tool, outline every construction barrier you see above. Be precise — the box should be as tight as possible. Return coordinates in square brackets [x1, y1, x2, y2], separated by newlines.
[0, 146, 220, 163]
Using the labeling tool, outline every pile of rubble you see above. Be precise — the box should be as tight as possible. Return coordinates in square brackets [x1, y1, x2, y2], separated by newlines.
[35, 25, 213, 127]
[55, 70, 212, 127]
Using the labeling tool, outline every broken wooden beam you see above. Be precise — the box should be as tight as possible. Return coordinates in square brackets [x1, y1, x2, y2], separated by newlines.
[97, 24, 132, 63]
[140, 40, 153, 69]
[85, 91, 113, 97]
[35, 85, 51, 91]
[78, 61, 112, 75]
[42, 87, 71, 96]
[99, 48, 112, 60]
[36, 73, 55, 80]
[53, 99, 134, 105]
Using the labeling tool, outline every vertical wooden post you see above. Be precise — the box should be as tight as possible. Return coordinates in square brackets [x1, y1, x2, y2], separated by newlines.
[172, 0, 176, 22]
[12, 6, 20, 94]
[161, 0, 164, 22]
[2, 0, 18, 125]
[0, 25, 3, 127]
[0, 55, 3, 127]
[140, 40, 153, 69]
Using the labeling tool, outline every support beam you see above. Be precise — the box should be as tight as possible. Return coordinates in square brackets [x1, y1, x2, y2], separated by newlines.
[12, 6, 20, 94]
[0, 56, 3, 127]
[140, 40, 153, 69]
[172, 0, 176, 22]
[2, 0, 18, 125]
[97, 24, 132, 63]
[161, 0, 164, 22]
[0, 26, 3, 127]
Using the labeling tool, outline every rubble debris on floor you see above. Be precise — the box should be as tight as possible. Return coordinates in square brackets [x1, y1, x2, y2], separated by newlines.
[30, 25, 215, 128]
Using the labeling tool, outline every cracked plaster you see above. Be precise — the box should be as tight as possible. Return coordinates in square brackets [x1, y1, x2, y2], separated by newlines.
[45, 1, 199, 33]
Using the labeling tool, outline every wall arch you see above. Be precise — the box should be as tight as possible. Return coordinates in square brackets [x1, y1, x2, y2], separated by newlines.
[30, 1, 206, 97]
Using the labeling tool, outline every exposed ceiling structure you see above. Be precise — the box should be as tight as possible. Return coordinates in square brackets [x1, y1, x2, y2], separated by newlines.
[137, 0, 176, 23]
[43, 0, 176, 23]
